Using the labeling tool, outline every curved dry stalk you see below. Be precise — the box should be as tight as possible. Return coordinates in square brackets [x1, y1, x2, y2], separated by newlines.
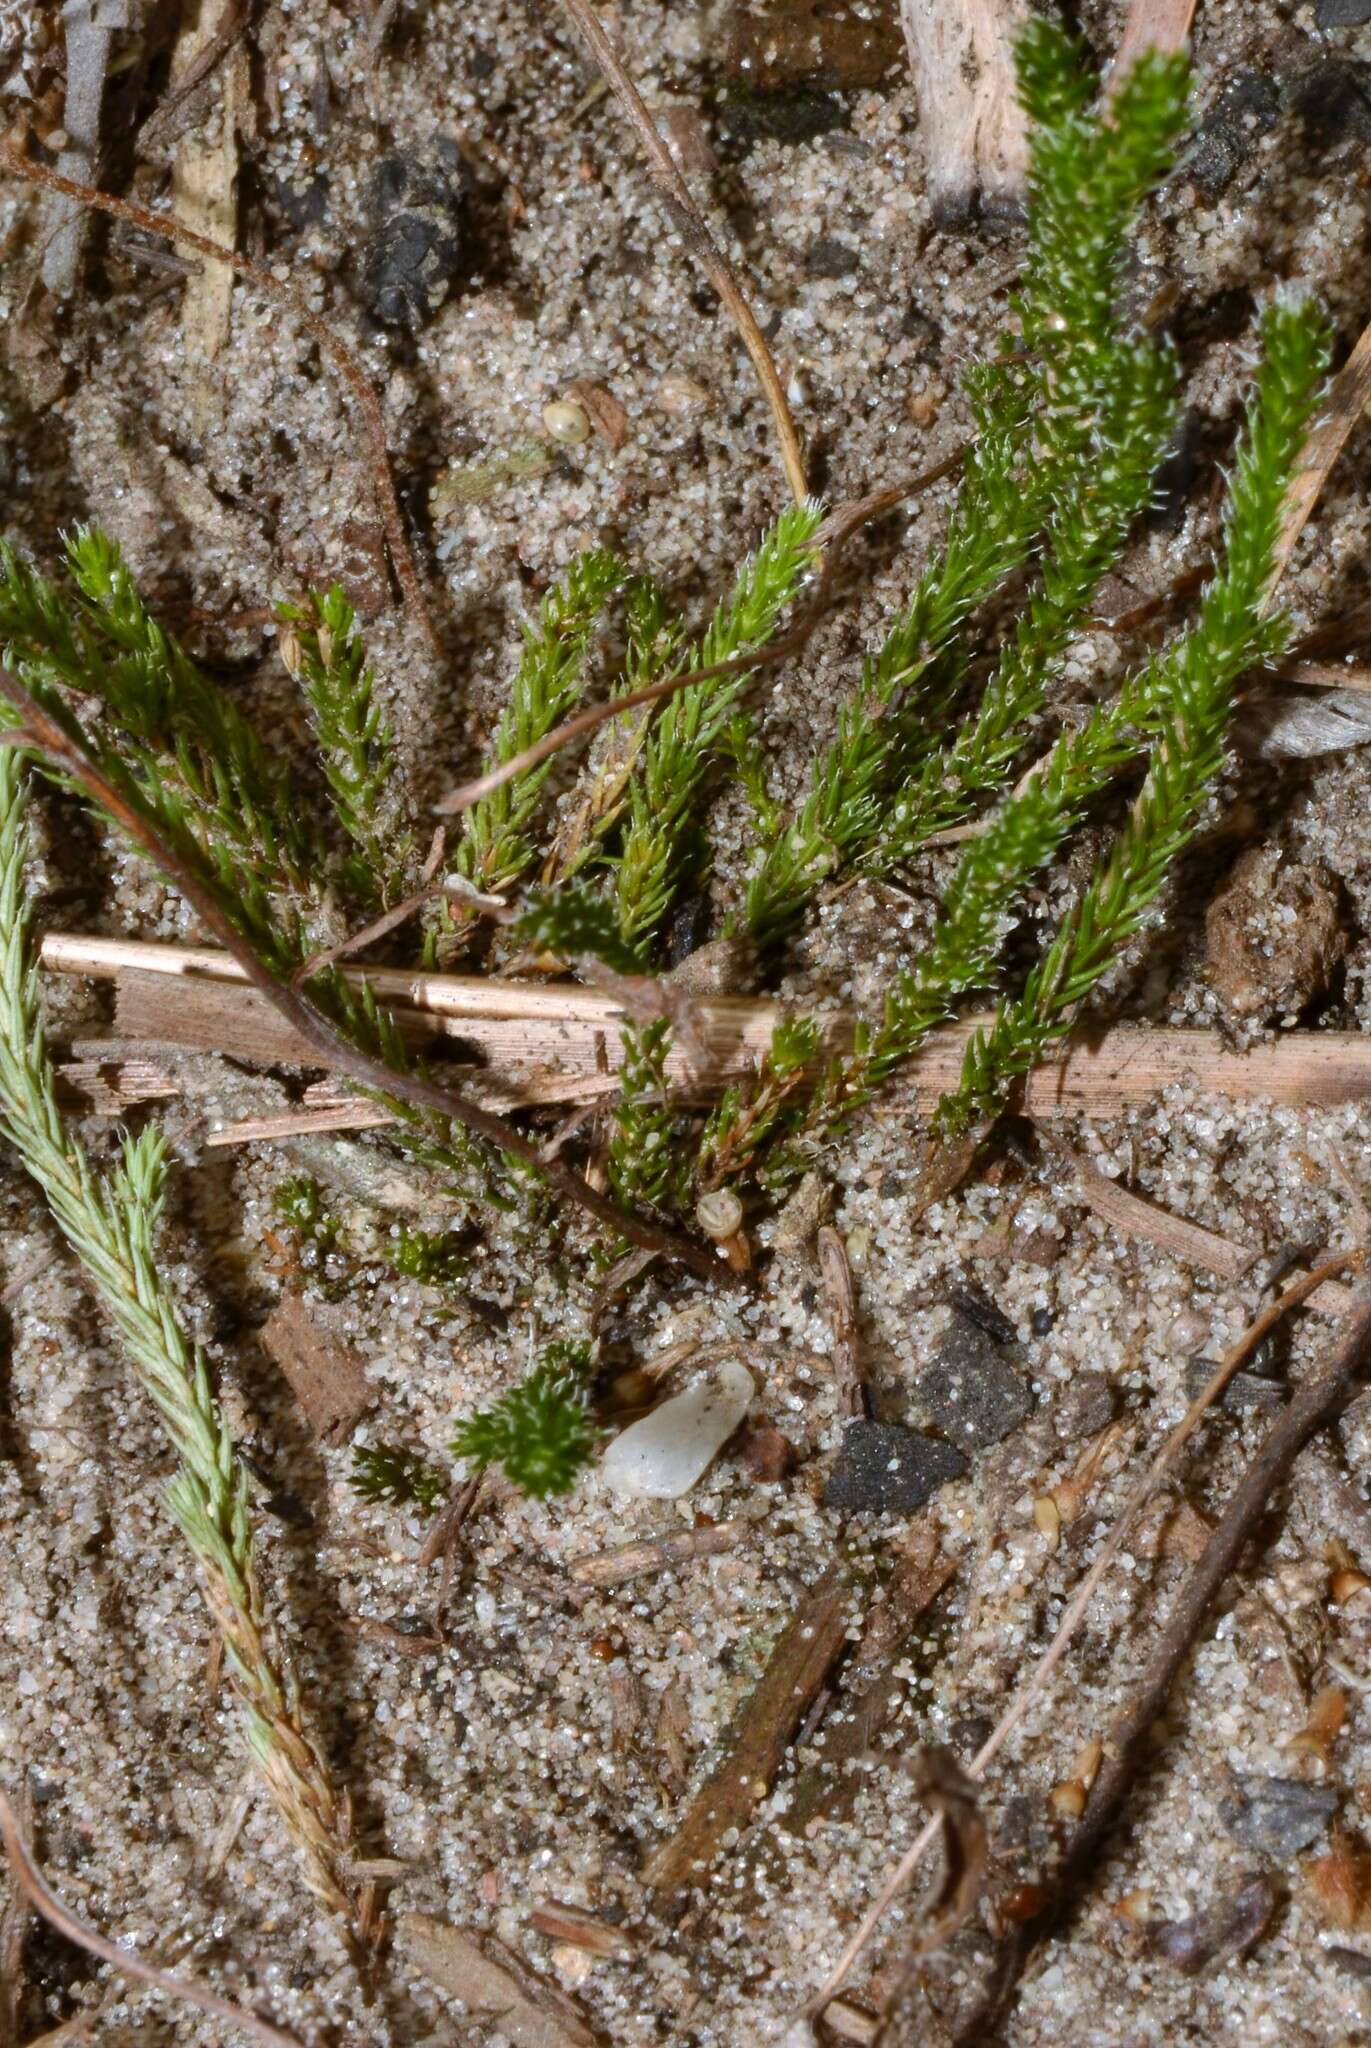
[0, 664, 716, 1276]
[557, 0, 808, 506]
[958, 1263, 1371, 2039]
[0, 144, 434, 654]
[800, 1246, 1361, 2023]
[0, 1787, 304, 2048]
[1268, 312, 1371, 601]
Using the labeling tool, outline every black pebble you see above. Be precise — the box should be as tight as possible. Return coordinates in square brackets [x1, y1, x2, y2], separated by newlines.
[1183, 72, 1280, 199]
[825, 1420, 967, 1514]
[948, 1282, 1016, 1348]
[1288, 57, 1371, 146]
[1219, 1775, 1339, 1858]
[1317, 0, 1371, 27]
[713, 87, 850, 149]
[920, 1307, 1031, 1454]
[1185, 1358, 1286, 1415]
[362, 140, 470, 330]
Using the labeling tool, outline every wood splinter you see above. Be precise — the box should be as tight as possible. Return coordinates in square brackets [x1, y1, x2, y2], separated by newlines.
[565, 1517, 749, 1588]
[642, 1563, 852, 1901]
[45, 936, 1371, 1128]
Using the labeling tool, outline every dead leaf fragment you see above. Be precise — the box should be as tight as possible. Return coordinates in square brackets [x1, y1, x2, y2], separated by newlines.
[395, 1914, 596, 2047]
[565, 378, 631, 452]
[259, 1293, 375, 1442]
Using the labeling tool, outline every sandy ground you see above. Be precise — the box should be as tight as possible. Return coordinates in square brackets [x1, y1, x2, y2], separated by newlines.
[4, 0, 1371, 2042]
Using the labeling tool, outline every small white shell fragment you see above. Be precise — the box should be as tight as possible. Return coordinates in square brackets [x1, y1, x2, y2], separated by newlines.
[600, 1361, 754, 1500]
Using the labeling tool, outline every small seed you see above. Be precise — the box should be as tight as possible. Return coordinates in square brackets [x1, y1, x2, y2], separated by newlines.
[658, 370, 712, 414]
[696, 1189, 743, 1242]
[1287, 1683, 1348, 1768]
[999, 1881, 1049, 1922]
[542, 398, 592, 445]
[1072, 1736, 1104, 1792]
[1049, 1780, 1087, 1820]
[277, 627, 303, 677]
[1033, 1494, 1061, 1547]
[1333, 1568, 1371, 1605]
[1306, 1837, 1371, 1932]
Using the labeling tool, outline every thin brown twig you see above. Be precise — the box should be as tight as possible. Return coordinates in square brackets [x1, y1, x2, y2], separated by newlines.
[802, 1245, 1362, 2022]
[289, 828, 449, 989]
[956, 1266, 1371, 2040]
[0, 671, 715, 1275]
[0, 1787, 304, 2048]
[557, 0, 807, 505]
[434, 455, 965, 818]
[0, 145, 435, 654]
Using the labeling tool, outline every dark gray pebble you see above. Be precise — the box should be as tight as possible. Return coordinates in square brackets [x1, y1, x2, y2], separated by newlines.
[919, 1308, 1031, 1454]
[1182, 73, 1280, 198]
[1317, 0, 1371, 31]
[1219, 1775, 1338, 1858]
[825, 1420, 967, 1513]
[362, 140, 470, 330]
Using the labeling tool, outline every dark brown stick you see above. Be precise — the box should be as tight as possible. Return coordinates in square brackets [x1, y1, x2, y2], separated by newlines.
[0, 145, 434, 654]
[642, 1563, 852, 1899]
[557, 0, 807, 505]
[956, 1272, 1371, 2040]
[0, 672, 715, 1275]
[435, 456, 964, 817]
[0, 1788, 303, 2048]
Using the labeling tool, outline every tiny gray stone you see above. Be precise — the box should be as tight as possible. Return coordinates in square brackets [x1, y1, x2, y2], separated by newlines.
[1183, 73, 1280, 198]
[1053, 1372, 1114, 1444]
[825, 1421, 967, 1514]
[1219, 1776, 1338, 1858]
[919, 1309, 1031, 1454]
[1288, 57, 1371, 145]
[1185, 1359, 1286, 1415]
[1319, 0, 1371, 24]
[807, 236, 860, 278]
[1328, 1945, 1371, 1983]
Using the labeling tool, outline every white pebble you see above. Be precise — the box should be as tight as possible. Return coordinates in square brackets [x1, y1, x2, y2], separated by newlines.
[600, 1362, 754, 1500]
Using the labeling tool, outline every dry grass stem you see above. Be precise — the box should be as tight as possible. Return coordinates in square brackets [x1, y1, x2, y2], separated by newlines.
[802, 1246, 1362, 2022]
[2, 672, 713, 1271]
[0, 1788, 303, 2048]
[557, 0, 807, 505]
